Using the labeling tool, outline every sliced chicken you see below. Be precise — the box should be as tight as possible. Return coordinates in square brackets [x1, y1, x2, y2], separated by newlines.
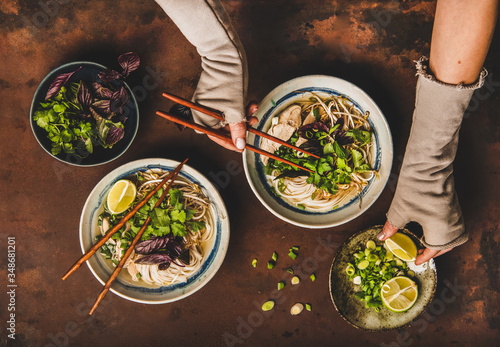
[302, 112, 316, 126]
[278, 105, 302, 129]
[260, 123, 296, 166]
[295, 136, 308, 147]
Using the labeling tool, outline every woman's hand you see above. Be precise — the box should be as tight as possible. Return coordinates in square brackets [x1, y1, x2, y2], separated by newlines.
[207, 102, 259, 152]
[378, 220, 453, 265]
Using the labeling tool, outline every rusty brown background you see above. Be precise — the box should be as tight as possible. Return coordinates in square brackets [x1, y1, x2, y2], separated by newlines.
[0, 0, 499, 346]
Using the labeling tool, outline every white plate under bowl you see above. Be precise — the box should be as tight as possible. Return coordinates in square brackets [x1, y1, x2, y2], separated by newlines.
[79, 158, 230, 304]
[243, 75, 393, 228]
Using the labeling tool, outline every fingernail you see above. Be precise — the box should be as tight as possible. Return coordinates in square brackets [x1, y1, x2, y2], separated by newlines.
[377, 232, 385, 240]
[236, 138, 246, 150]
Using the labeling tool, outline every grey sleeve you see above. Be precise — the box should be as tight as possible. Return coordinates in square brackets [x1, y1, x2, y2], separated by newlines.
[155, 0, 247, 127]
[387, 56, 487, 250]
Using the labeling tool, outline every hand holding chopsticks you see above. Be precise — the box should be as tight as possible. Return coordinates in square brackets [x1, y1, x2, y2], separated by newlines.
[159, 92, 317, 173]
[156, 110, 313, 173]
[162, 92, 319, 159]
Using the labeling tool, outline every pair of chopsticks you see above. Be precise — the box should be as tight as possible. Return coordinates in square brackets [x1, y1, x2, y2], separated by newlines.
[158, 92, 319, 173]
[62, 158, 188, 315]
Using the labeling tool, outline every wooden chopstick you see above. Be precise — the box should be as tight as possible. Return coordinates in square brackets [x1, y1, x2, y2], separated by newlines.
[62, 158, 189, 281]
[156, 110, 313, 173]
[161, 92, 320, 159]
[88, 159, 187, 315]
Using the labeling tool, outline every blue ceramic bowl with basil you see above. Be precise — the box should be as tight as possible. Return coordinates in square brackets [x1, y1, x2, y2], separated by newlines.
[30, 61, 139, 166]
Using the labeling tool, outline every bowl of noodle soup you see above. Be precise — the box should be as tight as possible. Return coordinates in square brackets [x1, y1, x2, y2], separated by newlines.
[243, 75, 393, 228]
[80, 158, 229, 304]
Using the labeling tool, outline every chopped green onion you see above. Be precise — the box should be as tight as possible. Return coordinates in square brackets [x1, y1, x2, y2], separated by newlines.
[291, 246, 299, 251]
[310, 273, 316, 282]
[262, 300, 275, 311]
[287, 268, 294, 274]
[136, 273, 142, 279]
[357, 260, 369, 270]
[272, 252, 278, 262]
[346, 266, 355, 276]
[278, 281, 285, 290]
[267, 261, 275, 269]
[305, 303, 312, 311]
[288, 251, 297, 260]
[252, 258, 257, 268]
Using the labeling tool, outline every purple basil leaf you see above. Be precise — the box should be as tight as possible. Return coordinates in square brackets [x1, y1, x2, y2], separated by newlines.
[169, 103, 193, 131]
[135, 254, 172, 265]
[77, 81, 93, 109]
[166, 240, 183, 258]
[98, 69, 121, 83]
[298, 122, 329, 139]
[158, 262, 171, 271]
[92, 82, 114, 99]
[331, 118, 353, 146]
[105, 125, 124, 146]
[298, 139, 323, 156]
[135, 235, 171, 255]
[118, 52, 140, 77]
[92, 99, 111, 115]
[45, 66, 82, 100]
[110, 86, 129, 110]
[177, 249, 190, 265]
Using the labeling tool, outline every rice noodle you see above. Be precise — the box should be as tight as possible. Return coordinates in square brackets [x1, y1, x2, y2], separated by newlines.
[99, 169, 214, 286]
[264, 92, 376, 212]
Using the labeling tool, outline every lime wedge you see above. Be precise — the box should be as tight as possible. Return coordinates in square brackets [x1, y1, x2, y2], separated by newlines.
[381, 276, 418, 312]
[385, 233, 417, 262]
[107, 179, 137, 214]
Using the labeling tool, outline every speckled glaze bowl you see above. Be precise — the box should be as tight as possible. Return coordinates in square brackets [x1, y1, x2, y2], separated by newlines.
[329, 225, 437, 331]
[79, 158, 230, 304]
[243, 75, 393, 228]
[30, 61, 139, 166]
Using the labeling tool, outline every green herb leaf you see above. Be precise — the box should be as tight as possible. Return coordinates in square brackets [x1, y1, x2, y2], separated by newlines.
[352, 149, 363, 168]
[187, 221, 205, 232]
[171, 222, 187, 237]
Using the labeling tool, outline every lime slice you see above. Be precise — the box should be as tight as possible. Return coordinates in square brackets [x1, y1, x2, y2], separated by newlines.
[385, 233, 417, 262]
[107, 179, 137, 214]
[381, 276, 418, 312]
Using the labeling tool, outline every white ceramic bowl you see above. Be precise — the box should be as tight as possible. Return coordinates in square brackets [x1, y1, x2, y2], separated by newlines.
[80, 158, 230, 304]
[243, 75, 393, 228]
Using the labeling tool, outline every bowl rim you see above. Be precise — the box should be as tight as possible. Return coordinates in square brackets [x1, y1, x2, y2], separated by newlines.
[242, 74, 393, 229]
[29, 61, 139, 167]
[78, 158, 230, 304]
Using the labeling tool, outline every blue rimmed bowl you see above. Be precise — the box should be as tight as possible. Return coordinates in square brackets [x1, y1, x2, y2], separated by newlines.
[30, 61, 139, 166]
[79, 158, 230, 304]
[243, 75, 393, 228]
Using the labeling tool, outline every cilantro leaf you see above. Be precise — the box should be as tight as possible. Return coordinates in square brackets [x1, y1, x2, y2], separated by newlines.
[323, 142, 334, 155]
[347, 129, 371, 145]
[187, 221, 206, 232]
[170, 210, 186, 224]
[171, 222, 187, 237]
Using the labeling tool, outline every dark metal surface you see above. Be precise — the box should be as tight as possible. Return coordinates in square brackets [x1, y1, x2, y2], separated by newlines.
[0, 0, 498, 346]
